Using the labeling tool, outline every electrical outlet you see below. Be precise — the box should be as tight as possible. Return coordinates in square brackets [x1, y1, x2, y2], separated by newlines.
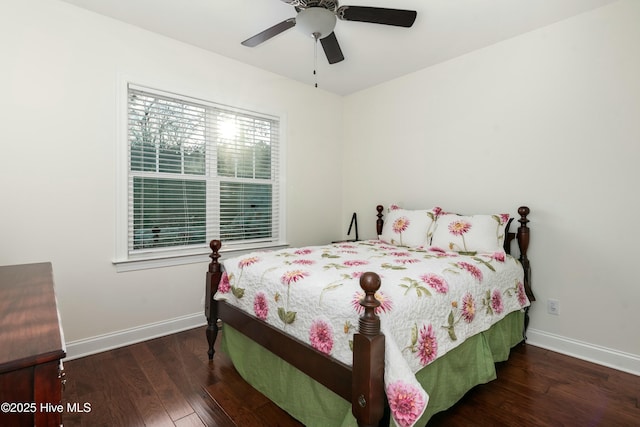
[547, 298, 560, 315]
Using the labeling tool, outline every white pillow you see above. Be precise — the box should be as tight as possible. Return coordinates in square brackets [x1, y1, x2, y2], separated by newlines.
[430, 213, 510, 254]
[380, 206, 440, 248]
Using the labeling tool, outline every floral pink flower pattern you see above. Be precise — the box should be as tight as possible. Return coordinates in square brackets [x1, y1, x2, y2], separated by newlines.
[309, 319, 333, 355]
[344, 259, 369, 267]
[379, 244, 398, 251]
[448, 220, 473, 252]
[393, 218, 410, 233]
[516, 281, 528, 306]
[392, 216, 410, 246]
[386, 381, 426, 427]
[427, 246, 458, 257]
[457, 261, 483, 282]
[461, 293, 476, 323]
[390, 251, 411, 257]
[337, 243, 358, 249]
[339, 249, 359, 254]
[420, 273, 449, 294]
[280, 270, 309, 285]
[351, 271, 365, 279]
[292, 259, 315, 265]
[491, 289, 504, 314]
[448, 220, 472, 236]
[352, 290, 393, 315]
[253, 292, 268, 320]
[218, 272, 231, 293]
[428, 246, 447, 254]
[238, 256, 260, 268]
[418, 324, 438, 366]
[395, 258, 420, 265]
[492, 251, 506, 262]
[294, 248, 313, 255]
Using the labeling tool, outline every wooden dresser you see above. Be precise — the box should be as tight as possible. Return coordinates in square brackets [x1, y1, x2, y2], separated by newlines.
[0, 262, 66, 427]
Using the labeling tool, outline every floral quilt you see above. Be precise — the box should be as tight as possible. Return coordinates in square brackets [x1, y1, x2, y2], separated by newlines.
[215, 240, 529, 427]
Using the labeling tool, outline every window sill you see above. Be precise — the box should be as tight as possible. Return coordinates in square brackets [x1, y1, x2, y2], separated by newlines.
[113, 242, 290, 272]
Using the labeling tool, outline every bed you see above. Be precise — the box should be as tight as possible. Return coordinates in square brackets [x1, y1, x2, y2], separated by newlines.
[205, 205, 534, 426]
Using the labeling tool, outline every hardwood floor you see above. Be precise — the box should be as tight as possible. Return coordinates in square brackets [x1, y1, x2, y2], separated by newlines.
[61, 326, 639, 426]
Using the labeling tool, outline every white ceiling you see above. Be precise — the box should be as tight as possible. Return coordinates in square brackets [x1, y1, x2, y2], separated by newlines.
[59, 0, 617, 95]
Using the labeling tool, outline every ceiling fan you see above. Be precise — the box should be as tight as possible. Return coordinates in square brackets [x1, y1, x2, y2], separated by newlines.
[241, 0, 417, 64]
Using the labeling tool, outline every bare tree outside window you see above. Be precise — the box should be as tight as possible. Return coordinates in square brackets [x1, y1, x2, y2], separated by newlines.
[127, 87, 279, 255]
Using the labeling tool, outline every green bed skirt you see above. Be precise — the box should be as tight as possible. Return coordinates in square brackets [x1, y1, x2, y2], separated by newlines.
[221, 310, 525, 426]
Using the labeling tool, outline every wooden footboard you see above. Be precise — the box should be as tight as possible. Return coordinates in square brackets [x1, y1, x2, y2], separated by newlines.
[205, 241, 386, 427]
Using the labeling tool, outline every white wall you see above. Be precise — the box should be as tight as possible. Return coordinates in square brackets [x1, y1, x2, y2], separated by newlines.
[342, 0, 640, 373]
[0, 0, 344, 355]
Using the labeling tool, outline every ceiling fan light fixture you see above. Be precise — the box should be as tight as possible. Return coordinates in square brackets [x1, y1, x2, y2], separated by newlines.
[295, 7, 336, 39]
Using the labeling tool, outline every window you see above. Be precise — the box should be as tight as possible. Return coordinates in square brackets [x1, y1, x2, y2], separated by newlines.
[122, 84, 283, 263]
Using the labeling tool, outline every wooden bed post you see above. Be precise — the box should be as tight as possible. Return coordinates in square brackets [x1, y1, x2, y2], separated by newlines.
[205, 239, 223, 360]
[376, 205, 384, 236]
[516, 206, 534, 333]
[352, 272, 385, 427]
[517, 207, 533, 301]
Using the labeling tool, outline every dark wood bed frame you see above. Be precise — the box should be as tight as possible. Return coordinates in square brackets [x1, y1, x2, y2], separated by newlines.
[205, 205, 534, 427]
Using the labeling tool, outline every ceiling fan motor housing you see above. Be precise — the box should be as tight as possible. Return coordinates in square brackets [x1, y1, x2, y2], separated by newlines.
[295, 7, 337, 39]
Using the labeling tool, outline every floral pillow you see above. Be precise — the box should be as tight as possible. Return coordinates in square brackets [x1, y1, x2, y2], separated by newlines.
[380, 206, 442, 248]
[430, 213, 510, 254]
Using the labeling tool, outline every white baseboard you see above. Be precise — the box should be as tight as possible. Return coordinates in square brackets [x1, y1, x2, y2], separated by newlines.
[63, 319, 640, 377]
[64, 313, 207, 361]
[526, 328, 640, 376]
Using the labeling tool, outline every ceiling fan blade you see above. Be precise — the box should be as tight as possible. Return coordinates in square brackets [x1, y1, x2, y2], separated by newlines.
[320, 32, 344, 64]
[241, 18, 296, 47]
[337, 6, 417, 27]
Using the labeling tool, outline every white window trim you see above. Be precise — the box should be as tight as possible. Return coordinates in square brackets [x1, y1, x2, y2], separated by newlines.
[113, 77, 287, 271]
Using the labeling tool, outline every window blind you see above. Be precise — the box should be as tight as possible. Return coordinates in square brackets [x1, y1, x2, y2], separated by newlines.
[127, 85, 280, 255]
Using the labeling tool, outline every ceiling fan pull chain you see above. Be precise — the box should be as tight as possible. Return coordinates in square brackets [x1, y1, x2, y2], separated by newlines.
[313, 32, 319, 88]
